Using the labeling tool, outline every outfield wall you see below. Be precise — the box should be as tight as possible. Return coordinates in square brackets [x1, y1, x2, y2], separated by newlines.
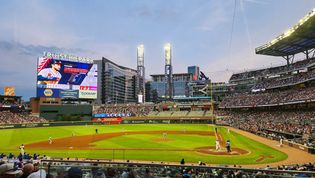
[40, 105, 92, 121]
[0, 121, 102, 129]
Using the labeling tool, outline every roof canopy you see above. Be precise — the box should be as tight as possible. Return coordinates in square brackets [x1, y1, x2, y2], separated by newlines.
[255, 9, 315, 56]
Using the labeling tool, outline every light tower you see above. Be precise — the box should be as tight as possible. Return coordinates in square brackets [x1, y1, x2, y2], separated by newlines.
[137, 44, 145, 103]
[164, 43, 173, 99]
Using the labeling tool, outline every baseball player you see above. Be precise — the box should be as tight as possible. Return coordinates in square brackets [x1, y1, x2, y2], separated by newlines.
[19, 144, 25, 155]
[49, 137, 53, 144]
[215, 140, 221, 151]
[38, 59, 62, 85]
[279, 137, 283, 147]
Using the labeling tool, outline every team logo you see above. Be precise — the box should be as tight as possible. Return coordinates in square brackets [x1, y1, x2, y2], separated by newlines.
[44, 89, 54, 97]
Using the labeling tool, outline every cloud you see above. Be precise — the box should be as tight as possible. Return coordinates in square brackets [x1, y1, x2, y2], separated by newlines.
[0, 1, 90, 48]
[197, 1, 231, 32]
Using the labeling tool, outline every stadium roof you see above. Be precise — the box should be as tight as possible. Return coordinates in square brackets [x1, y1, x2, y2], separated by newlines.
[255, 8, 315, 56]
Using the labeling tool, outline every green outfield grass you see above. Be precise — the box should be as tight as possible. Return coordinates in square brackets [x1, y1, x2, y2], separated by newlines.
[0, 124, 287, 165]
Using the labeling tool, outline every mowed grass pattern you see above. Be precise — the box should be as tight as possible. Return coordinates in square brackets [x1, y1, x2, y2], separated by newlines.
[0, 124, 287, 165]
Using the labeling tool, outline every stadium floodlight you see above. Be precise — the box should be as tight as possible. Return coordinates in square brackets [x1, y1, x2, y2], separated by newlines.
[137, 44, 144, 66]
[164, 43, 171, 65]
[137, 44, 144, 59]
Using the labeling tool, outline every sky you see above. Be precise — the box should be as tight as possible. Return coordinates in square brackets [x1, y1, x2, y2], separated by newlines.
[0, 0, 314, 100]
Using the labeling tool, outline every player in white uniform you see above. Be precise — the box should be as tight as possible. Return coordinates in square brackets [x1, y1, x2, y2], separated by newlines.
[49, 137, 53, 144]
[279, 137, 283, 147]
[19, 144, 25, 155]
[38, 60, 62, 85]
[215, 140, 221, 151]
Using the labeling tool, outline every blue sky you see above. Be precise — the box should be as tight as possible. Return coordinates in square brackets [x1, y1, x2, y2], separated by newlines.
[0, 0, 314, 100]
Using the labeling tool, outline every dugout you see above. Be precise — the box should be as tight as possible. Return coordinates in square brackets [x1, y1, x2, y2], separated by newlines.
[40, 104, 92, 121]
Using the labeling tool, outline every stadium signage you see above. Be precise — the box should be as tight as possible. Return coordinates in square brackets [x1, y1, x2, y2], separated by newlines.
[43, 52, 94, 64]
[79, 90, 97, 99]
[44, 89, 54, 97]
[93, 113, 131, 118]
[60, 90, 79, 99]
[37, 88, 60, 98]
[0, 125, 14, 129]
[21, 123, 39, 128]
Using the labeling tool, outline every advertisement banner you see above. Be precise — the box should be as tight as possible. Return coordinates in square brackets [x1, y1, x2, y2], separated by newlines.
[4, 86, 15, 96]
[93, 113, 131, 118]
[92, 118, 122, 124]
[37, 88, 59, 98]
[59, 90, 79, 99]
[79, 90, 97, 99]
[37, 57, 97, 99]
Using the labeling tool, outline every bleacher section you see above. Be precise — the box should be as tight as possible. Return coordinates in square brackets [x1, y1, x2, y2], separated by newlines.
[204, 110, 213, 116]
[156, 111, 173, 117]
[230, 57, 315, 83]
[171, 111, 188, 116]
[186, 111, 205, 117]
[147, 111, 158, 116]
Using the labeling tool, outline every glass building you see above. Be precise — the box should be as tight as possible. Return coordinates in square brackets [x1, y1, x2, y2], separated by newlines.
[150, 73, 192, 98]
[96, 57, 138, 104]
[188, 66, 200, 81]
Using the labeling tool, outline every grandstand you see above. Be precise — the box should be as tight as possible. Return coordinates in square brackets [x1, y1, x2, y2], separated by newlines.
[218, 8, 315, 149]
[2, 6, 315, 178]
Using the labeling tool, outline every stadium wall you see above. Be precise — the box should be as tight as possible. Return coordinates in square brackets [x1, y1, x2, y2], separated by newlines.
[39, 105, 92, 121]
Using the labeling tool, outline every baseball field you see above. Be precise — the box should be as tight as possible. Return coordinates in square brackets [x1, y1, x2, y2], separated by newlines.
[0, 124, 290, 165]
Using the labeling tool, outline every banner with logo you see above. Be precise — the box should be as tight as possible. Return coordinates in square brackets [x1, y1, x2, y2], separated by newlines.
[92, 118, 122, 124]
[4, 86, 15, 96]
[37, 88, 59, 98]
[59, 90, 79, 99]
[79, 90, 97, 99]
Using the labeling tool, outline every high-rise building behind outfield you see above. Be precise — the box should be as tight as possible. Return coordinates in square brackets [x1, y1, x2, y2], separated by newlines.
[188, 66, 200, 81]
[95, 57, 138, 104]
[150, 73, 192, 98]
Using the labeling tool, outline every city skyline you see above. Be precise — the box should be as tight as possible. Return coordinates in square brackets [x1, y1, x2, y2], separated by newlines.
[0, 0, 314, 99]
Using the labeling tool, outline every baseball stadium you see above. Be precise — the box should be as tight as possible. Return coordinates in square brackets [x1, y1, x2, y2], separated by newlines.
[0, 3, 315, 178]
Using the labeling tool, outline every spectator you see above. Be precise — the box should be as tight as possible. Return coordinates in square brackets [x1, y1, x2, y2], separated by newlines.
[20, 163, 34, 178]
[68, 167, 83, 178]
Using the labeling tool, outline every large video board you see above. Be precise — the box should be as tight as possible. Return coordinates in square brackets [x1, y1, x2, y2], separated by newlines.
[37, 56, 97, 99]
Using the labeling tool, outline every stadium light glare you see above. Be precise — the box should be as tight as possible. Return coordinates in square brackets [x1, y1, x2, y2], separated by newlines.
[164, 43, 172, 65]
[137, 44, 144, 58]
[137, 44, 144, 66]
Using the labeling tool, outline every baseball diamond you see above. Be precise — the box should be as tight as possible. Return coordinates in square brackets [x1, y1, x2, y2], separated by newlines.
[1, 124, 310, 167]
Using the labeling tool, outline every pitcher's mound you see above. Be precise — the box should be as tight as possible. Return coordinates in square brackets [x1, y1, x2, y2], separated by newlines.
[194, 146, 249, 155]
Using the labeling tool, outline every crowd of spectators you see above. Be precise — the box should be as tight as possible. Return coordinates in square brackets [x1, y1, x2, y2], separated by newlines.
[252, 69, 315, 90]
[0, 152, 46, 178]
[0, 152, 315, 177]
[93, 104, 154, 116]
[220, 85, 315, 108]
[215, 110, 315, 147]
[230, 57, 315, 82]
[216, 110, 314, 135]
[0, 111, 47, 125]
[2, 160, 313, 178]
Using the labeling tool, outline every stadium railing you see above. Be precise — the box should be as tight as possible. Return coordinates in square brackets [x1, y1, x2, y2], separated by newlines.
[40, 160, 315, 177]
